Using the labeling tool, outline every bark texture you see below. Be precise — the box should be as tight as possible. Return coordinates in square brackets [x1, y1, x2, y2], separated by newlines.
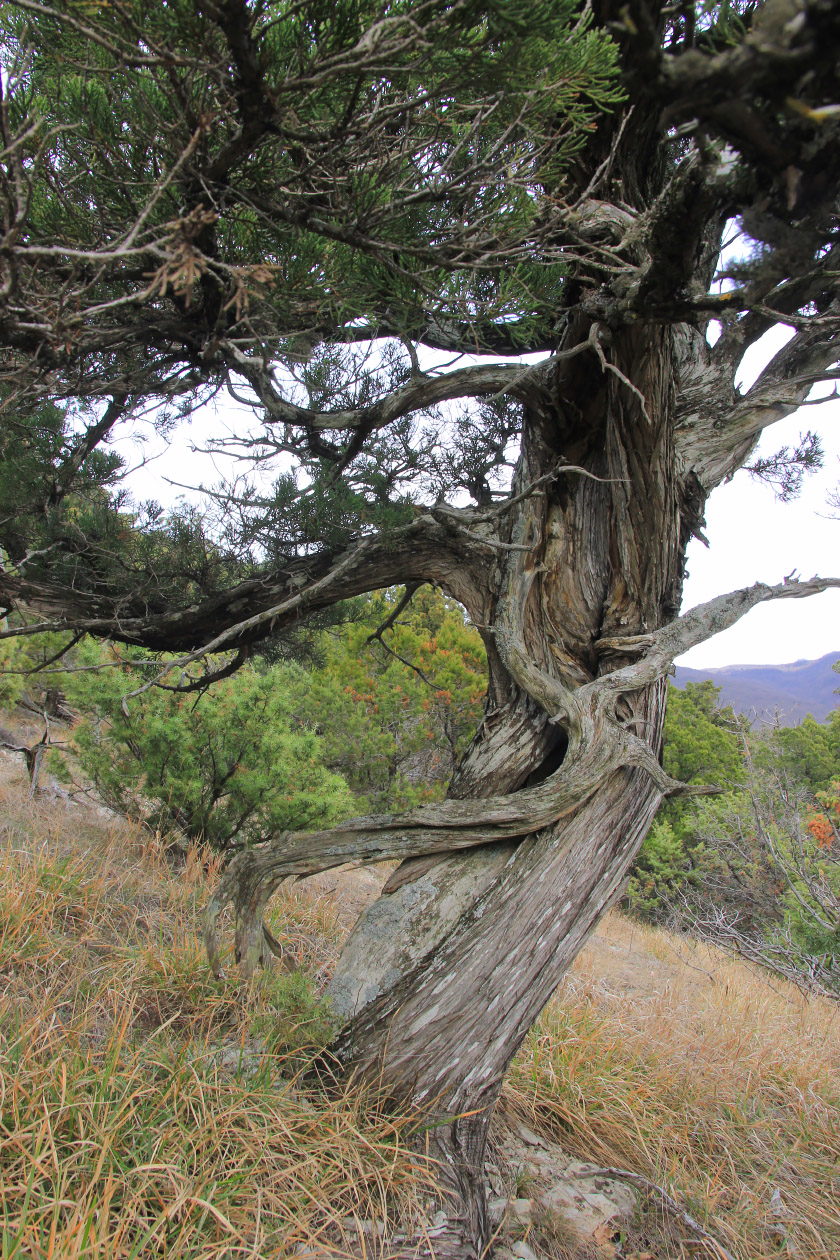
[318, 325, 683, 1251]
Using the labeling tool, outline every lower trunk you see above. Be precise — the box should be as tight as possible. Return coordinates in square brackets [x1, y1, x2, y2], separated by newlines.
[326, 688, 666, 1254]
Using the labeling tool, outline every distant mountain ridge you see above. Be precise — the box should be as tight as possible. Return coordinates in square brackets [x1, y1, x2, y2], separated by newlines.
[673, 652, 840, 725]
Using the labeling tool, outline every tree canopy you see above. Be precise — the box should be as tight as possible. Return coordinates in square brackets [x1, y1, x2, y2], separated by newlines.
[2, 0, 839, 652]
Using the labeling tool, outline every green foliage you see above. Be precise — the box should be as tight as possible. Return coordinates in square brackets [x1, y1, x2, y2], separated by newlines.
[678, 785, 783, 933]
[660, 680, 745, 839]
[62, 645, 355, 851]
[627, 672, 840, 990]
[232, 456, 417, 566]
[625, 818, 696, 922]
[627, 681, 744, 918]
[662, 681, 744, 784]
[0, 621, 81, 711]
[284, 586, 487, 812]
[0, 391, 262, 626]
[2, 585, 487, 837]
[251, 970, 336, 1060]
[3, 0, 622, 357]
[762, 712, 840, 793]
[0, 395, 125, 594]
[627, 678, 840, 945]
[689, 766, 840, 983]
[0, 632, 27, 710]
[786, 780, 840, 957]
[0, 397, 124, 546]
[0, 0, 626, 638]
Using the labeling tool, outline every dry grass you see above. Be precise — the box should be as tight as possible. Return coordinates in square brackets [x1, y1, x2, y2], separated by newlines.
[3, 738, 840, 1260]
[507, 913, 840, 1259]
[0, 760, 433, 1259]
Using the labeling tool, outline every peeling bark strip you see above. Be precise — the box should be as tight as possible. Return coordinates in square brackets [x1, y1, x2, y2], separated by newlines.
[3, 3, 840, 1256]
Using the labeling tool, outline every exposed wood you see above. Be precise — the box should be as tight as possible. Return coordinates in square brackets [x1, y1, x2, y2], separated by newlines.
[0, 720, 54, 796]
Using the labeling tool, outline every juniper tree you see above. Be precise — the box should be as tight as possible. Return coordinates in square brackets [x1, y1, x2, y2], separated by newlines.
[2, 2, 840, 1253]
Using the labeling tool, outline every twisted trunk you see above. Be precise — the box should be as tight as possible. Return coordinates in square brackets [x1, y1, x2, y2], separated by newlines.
[199, 323, 840, 1255]
[323, 324, 688, 1254]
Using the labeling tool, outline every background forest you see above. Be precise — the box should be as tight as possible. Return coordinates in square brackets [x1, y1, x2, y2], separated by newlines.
[3, 582, 839, 998]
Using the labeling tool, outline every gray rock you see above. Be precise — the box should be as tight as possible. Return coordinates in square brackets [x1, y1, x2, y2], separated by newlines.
[539, 1160, 636, 1239]
[511, 1198, 534, 1224]
[487, 1195, 508, 1222]
[511, 1242, 537, 1260]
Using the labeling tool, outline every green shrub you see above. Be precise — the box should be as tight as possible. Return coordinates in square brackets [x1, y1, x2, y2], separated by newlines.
[0, 630, 27, 710]
[64, 645, 355, 851]
[252, 970, 337, 1060]
[626, 819, 693, 922]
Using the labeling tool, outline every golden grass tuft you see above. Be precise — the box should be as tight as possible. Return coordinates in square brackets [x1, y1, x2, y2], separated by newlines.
[507, 913, 840, 1259]
[0, 764, 433, 1259]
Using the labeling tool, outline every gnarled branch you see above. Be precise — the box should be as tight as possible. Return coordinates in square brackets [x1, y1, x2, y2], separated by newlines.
[203, 571, 840, 981]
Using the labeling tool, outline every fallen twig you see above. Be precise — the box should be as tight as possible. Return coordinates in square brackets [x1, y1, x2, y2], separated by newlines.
[571, 1166, 737, 1260]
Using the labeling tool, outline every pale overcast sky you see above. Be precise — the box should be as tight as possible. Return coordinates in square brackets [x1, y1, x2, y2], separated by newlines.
[679, 329, 840, 668]
[116, 328, 839, 672]
[679, 404, 840, 668]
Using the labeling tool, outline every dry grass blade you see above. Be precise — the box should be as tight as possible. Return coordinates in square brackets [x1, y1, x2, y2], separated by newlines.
[507, 913, 840, 1259]
[0, 765, 434, 1259]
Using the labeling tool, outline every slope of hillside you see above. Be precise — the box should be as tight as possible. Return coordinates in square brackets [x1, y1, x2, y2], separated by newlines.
[1, 731, 839, 1260]
[674, 651, 840, 723]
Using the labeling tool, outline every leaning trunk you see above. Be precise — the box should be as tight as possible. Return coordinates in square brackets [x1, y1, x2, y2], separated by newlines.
[324, 325, 694, 1253]
[328, 733, 666, 1252]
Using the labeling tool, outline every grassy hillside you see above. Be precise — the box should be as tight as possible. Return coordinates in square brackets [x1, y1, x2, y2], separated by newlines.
[1, 738, 839, 1259]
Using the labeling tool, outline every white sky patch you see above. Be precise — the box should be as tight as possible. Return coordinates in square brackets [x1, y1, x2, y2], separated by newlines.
[679, 327, 840, 668]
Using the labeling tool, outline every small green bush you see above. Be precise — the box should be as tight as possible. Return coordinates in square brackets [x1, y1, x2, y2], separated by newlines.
[626, 819, 695, 922]
[64, 645, 355, 851]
